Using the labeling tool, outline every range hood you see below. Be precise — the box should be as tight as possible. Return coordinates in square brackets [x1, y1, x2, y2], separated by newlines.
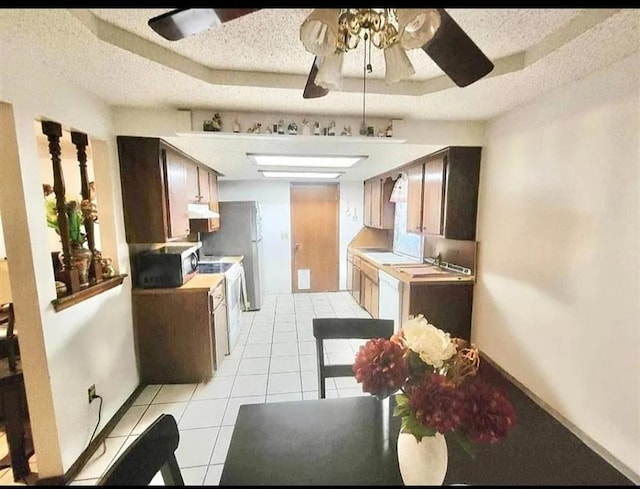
[188, 203, 220, 219]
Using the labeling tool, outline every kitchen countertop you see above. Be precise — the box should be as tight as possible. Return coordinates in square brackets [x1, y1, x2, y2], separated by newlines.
[349, 247, 475, 285]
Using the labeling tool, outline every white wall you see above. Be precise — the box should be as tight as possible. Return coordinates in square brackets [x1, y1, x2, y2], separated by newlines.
[474, 53, 639, 480]
[0, 43, 138, 477]
[218, 180, 364, 293]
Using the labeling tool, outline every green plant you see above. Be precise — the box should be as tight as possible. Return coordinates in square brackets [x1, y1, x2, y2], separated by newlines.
[44, 193, 94, 246]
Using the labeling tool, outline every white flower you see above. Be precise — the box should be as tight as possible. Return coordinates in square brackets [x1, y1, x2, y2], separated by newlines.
[401, 315, 457, 368]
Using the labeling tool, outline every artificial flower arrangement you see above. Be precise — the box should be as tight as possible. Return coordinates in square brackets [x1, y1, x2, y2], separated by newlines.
[353, 315, 516, 454]
[44, 190, 97, 247]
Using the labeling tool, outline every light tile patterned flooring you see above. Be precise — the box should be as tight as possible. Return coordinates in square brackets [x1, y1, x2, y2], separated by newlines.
[65, 291, 372, 485]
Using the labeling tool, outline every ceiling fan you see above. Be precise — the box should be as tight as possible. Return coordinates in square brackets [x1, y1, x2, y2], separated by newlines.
[148, 8, 493, 99]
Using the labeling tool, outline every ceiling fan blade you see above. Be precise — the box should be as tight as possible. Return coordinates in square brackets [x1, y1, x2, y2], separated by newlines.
[148, 8, 260, 41]
[303, 56, 329, 99]
[421, 9, 494, 87]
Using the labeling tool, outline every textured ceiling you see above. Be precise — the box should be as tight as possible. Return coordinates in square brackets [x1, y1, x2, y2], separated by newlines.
[1, 9, 637, 122]
[2, 9, 638, 180]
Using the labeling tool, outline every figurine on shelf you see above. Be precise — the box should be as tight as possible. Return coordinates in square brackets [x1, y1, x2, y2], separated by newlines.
[341, 126, 352, 136]
[211, 113, 222, 131]
[265, 125, 272, 134]
[378, 130, 385, 137]
[277, 120, 285, 135]
[386, 120, 393, 137]
[101, 257, 115, 278]
[287, 121, 298, 135]
[203, 119, 215, 131]
[359, 122, 368, 136]
[247, 123, 262, 134]
[301, 119, 311, 136]
[327, 120, 336, 136]
[232, 119, 241, 133]
[313, 121, 321, 136]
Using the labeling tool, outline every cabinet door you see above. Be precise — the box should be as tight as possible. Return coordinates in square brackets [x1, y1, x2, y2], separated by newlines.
[209, 172, 219, 213]
[406, 162, 424, 234]
[210, 281, 227, 369]
[198, 167, 211, 203]
[185, 160, 200, 202]
[370, 178, 382, 228]
[346, 257, 353, 293]
[163, 149, 191, 239]
[352, 265, 361, 303]
[371, 281, 379, 319]
[422, 157, 445, 235]
[363, 180, 372, 227]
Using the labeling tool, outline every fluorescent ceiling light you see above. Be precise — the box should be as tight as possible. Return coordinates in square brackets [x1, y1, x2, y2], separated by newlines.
[249, 154, 366, 168]
[261, 171, 342, 179]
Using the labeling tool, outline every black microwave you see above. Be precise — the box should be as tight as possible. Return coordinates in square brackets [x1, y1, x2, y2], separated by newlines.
[135, 244, 201, 288]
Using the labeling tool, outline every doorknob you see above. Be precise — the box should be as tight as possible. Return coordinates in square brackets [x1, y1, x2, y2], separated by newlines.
[294, 242, 300, 252]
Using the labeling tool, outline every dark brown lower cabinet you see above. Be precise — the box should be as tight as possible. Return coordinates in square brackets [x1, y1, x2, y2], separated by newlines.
[132, 282, 226, 383]
[403, 283, 474, 341]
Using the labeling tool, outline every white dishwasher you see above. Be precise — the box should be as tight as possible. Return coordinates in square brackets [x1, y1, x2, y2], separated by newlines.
[378, 270, 402, 332]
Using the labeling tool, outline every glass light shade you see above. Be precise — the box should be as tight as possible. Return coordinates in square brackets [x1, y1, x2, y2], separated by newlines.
[299, 9, 340, 56]
[384, 43, 416, 84]
[397, 9, 441, 50]
[316, 50, 344, 90]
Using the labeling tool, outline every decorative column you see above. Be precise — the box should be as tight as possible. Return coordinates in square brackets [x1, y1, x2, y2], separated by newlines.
[71, 130, 103, 283]
[41, 120, 80, 294]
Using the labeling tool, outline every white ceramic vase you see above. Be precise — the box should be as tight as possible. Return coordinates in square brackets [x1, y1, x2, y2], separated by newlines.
[397, 432, 448, 486]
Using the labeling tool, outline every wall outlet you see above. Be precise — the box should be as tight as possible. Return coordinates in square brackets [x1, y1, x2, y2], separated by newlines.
[88, 384, 96, 403]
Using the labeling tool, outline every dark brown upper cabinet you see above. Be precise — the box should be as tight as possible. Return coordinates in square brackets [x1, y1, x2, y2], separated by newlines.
[406, 147, 481, 241]
[363, 176, 395, 229]
[116, 136, 221, 243]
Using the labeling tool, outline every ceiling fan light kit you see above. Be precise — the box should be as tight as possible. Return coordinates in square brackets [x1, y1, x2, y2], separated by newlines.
[299, 9, 341, 56]
[384, 43, 416, 85]
[146, 8, 493, 100]
[316, 51, 345, 90]
[397, 9, 441, 50]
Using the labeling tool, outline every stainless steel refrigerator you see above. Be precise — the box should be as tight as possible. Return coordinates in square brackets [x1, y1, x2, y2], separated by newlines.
[201, 201, 263, 311]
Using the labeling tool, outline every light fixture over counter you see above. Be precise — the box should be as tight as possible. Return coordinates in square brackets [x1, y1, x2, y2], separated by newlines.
[300, 9, 441, 89]
[248, 154, 367, 168]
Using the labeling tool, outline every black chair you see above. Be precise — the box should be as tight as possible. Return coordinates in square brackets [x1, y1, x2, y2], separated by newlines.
[0, 303, 18, 372]
[312, 318, 394, 398]
[98, 414, 184, 486]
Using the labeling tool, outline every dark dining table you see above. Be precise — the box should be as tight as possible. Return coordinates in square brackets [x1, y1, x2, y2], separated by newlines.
[220, 363, 634, 486]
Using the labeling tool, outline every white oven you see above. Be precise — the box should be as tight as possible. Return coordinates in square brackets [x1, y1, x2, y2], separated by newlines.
[224, 262, 244, 354]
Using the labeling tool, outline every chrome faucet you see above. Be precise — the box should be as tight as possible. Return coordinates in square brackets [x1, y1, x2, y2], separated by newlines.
[434, 253, 442, 267]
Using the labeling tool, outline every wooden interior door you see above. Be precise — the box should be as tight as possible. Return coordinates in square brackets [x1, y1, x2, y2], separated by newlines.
[290, 183, 339, 293]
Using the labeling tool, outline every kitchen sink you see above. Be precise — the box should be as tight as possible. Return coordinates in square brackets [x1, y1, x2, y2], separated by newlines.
[393, 265, 455, 277]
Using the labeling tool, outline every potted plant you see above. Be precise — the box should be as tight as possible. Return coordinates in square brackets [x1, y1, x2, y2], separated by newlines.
[45, 193, 95, 288]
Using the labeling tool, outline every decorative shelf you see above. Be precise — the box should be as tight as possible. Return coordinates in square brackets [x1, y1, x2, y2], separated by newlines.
[175, 131, 406, 144]
[52, 274, 127, 312]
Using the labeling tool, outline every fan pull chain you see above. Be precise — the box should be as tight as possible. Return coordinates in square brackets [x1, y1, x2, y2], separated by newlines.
[362, 33, 368, 132]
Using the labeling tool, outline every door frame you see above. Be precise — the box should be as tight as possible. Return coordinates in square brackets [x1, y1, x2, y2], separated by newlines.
[289, 182, 340, 293]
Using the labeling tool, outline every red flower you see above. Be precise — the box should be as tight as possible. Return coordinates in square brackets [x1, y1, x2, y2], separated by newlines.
[353, 338, 408, 398]
[461, 378, 517, 444]
[406, 374, 465, 434]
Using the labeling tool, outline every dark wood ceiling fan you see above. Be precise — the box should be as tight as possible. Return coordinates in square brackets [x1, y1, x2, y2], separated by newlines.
[148, 8, 493, 99]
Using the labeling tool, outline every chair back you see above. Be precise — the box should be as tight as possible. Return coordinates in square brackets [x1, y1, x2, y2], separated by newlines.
[0, 303, 17, 371]
[312, 318, 394, 398]
[98, 414, 184, 486]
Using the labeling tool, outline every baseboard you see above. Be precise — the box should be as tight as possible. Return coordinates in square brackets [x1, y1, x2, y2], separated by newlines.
[481, 352, 640, 485]
[37, 384, 146, 485]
